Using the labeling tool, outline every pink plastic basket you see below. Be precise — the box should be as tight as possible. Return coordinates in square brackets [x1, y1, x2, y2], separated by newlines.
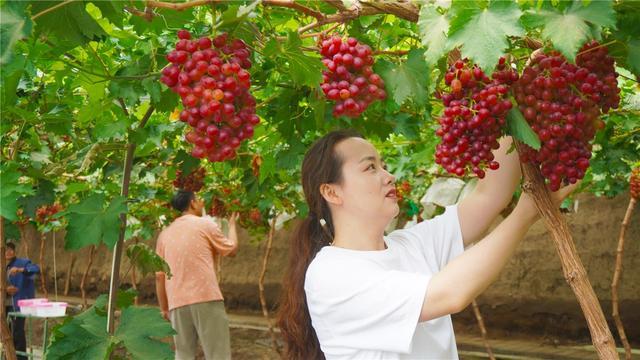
[17, 298, 49, 315]
[35, 302, 67, 317]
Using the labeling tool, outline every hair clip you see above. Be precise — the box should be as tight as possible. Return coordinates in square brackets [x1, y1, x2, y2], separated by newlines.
[319, 218, 327, 227]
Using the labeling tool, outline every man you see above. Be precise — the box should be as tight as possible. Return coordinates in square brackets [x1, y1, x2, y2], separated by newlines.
[156, 190, 239, 360]
[5, 242, 40, 360]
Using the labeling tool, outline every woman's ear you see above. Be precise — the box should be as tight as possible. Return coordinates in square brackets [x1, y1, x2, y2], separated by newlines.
[320, 183, 342, 206]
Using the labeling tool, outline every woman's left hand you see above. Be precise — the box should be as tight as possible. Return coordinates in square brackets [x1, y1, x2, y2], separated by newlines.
[518, 181, 580, 220]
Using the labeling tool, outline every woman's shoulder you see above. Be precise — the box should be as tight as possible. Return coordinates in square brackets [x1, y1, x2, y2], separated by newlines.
[306, 247, 382, 285]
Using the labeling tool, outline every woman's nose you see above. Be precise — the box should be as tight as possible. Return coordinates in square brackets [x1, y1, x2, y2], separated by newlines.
[385, 170, 395, 184]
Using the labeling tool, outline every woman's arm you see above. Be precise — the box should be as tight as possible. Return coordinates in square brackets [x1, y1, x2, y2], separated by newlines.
[457, 136, 521, 246]
[419, 184, 577, 322]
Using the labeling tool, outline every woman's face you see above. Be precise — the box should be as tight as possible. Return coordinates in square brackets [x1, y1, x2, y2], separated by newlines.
[330, 137, 398, 221]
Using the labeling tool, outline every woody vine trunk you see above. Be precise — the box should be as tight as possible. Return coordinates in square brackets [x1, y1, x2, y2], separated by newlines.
[517, 142, 617, 359]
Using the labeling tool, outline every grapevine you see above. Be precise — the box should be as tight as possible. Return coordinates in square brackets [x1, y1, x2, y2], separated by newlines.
[630, 167, 639, 199]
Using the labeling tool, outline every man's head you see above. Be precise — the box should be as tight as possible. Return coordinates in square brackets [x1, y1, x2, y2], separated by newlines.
[5, 242, 16, 260]
[171, 190, 204, 216]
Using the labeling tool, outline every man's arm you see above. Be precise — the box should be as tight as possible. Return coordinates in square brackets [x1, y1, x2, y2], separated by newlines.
[8, 261, 40, 276]
[208, 213, 239, 257]
[226, 213, 239, 256]
[24, 261, 40, 275]
[457, 136, 521, 246]
[155, 272, 169, 320]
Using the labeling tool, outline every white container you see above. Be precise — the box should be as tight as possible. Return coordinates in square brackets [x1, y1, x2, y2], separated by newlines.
[17, 298, 49, 315]
[35, 302, 67, 317]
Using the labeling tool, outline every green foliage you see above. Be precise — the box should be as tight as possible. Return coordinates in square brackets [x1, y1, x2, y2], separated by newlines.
[64, 193, 127, 250]
[506, 106, 541, 150]
[418, 4, 450, 66]
[18, 179, 55, 218]
[47, 290, 175, 360]
[0, 1, 32, 65]
[0, 162, 34, 221]
[46, 309, 112, 360]
[521, 0, 616, 62]
[377, 49, 430, 106]
[31, 0, 107, 51]
[263, 32, 324, 88]
[115, 307, 175, 360]
[448, 0, 524, 74]
[126, 242, 172, 279]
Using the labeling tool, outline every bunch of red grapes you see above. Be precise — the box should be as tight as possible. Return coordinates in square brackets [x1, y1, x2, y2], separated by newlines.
[209, 197, 228, 218]
[35, 203, 63, 225]
[631, 167, 640, 199]
[319, 36, 386, 118]
[161, 30, 259, 162]
[15, 208, 30, 226]
[514, 41, 619, 191]
[435, 58, 519, 178]
[208, 187, 238, 218]
[173, 167, 206, 192]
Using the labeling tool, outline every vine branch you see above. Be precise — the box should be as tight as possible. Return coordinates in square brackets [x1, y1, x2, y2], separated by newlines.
[144, 0, 219, 11]
[31, 0, 78, 20]
[135, 0, 420, 32]
[263, 0, 324, 20]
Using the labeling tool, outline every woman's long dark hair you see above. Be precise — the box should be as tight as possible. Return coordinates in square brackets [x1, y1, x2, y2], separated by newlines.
[277, 130, 362, 359]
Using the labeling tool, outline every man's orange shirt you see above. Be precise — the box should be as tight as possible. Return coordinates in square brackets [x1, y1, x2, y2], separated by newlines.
[156, 214, 236, 310]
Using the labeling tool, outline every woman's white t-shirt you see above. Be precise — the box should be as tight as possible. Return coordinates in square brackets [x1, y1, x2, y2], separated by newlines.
[305, 205, 464, 360]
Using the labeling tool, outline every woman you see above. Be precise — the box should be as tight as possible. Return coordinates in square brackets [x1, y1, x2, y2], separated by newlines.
[278, 129, 575, 359]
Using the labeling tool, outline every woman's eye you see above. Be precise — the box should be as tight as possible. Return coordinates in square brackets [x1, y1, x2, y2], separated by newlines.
[367, 164, 375, 170]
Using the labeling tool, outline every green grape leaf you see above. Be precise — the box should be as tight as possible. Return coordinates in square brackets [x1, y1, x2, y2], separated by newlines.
[418, 4, 450, 65]
[448, 1, 524, 74]
[126, 243, 172, 279]
[93, 289, 138, 311]
[17, 179, 55, 219]
[90, 1, 125, 27]
[1, 53, 25, 106]
[280, 32, 324, 88]
[93, 112, 131, 140]
[31, 1, 106, 51]
[0, 162, 34, 221]
[115, 307, 175, 360]
[506, 106, 541, 150]
[64, 193, 127, 250]
[392, 113, 421, 140]
[0, 1, 32, 65]
[259, 154, 276, 185]
[377, 49, 430, 106]
[45, 307, 111, 360]
[521, 1, 616, 62]
[625, 39, 640, 76]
